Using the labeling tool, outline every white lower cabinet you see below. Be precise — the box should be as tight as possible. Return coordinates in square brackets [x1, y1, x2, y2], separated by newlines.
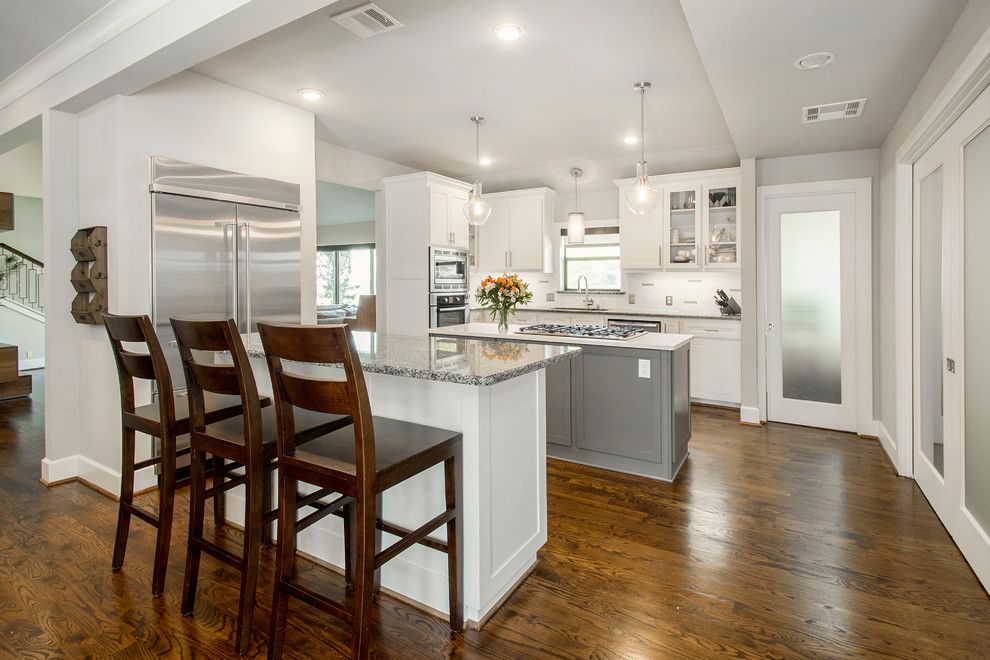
[680, 320, 741, 405]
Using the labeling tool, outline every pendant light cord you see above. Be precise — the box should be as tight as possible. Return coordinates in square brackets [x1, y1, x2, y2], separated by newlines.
[640, 86, 646, 164]
[573, 172, 579, 210]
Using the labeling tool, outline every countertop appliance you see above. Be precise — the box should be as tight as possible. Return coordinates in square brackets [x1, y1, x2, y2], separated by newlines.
[606, 318, 665, 333]
[430, 292, 470, 328]
[150, 156, 302, 387]
[430, 245, 468, 292]
[518, 323, 647, 341]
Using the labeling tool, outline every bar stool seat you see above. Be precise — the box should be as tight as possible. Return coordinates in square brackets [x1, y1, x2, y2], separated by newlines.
[289, 416, 460, 490]
[204, 405, 351, 455]
[128, 393, 268, 437]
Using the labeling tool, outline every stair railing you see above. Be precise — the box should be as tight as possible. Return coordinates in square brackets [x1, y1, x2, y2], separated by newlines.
[0, 243, 44, 317]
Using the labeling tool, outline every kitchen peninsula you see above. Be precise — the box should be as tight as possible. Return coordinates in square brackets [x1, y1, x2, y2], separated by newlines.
[432, 323, 693, 482]
[227, 331, 579, 626]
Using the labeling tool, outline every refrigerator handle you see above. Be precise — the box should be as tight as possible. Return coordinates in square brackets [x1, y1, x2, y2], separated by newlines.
[217, 221, 238, 325]
[242, 222, 252, 332]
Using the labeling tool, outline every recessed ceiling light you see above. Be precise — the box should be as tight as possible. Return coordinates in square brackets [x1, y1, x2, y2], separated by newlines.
[298, 88, 325, 101]
[623, 135, 641, 145]
[795, 52, 835, 70]
[479, 156, 492, 166]
[493, 23, 524, 42]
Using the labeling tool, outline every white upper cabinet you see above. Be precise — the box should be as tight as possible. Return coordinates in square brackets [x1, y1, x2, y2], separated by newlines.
[615, 167, 740, 272]
[478, 188, 555, 274]
[618, 182, 663, 270]
[428, 183, 470, 248]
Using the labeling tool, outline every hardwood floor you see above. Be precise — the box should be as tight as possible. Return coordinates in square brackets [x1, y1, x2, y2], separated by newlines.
[1, 375, 988, 657]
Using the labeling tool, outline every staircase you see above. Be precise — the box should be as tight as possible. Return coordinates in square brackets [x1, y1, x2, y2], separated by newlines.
[0, 243, 45, 320]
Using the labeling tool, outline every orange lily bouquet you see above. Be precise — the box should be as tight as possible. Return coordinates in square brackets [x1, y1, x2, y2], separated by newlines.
[476, 272, 533, 332]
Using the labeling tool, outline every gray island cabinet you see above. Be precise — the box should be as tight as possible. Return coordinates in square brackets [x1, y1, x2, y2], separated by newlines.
[431, 324, 692, 481]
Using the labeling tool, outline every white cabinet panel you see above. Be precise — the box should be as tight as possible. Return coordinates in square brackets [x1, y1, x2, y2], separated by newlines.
[512, 309, 540, 324]
[539, 312, 572, 324]
[619, 186, 662, 270]
[690, 337, 741, 404]
[429, 189, 449, 246]
[448, 192, 469, 249]
[478, 198, 509, 273]
[507, 198, 544, 271]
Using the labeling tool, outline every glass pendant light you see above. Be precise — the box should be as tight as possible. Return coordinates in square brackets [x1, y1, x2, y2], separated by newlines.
[567, 168, 586, 244]
[625, 81, 661, 215]
[464, 116, 493, 226]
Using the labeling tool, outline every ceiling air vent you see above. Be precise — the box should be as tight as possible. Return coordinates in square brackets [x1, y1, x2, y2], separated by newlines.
[802, 98, 866, 124]
[331, 3, 403, 39]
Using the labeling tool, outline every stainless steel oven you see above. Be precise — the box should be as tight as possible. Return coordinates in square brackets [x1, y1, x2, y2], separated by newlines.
[430, 245, 469, 292]
[430, 292, 470, 328]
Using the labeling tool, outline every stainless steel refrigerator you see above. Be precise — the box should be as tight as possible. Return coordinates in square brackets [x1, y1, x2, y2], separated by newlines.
[150, 157, 302, 388]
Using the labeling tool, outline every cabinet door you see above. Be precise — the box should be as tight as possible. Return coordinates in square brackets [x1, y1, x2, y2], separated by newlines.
[429, 189, 450, 245]
[539, 312, 572, 324]
[689, 338, 741, 404]
[619, 186, 662, 269]
[663, 185, 701, 269]
[448, 192, 470, 249]
[478, 198, 509, 273]
[703, 183, 739, 270]
[506, 197, 544, 271]
[512, 309, 540, 324]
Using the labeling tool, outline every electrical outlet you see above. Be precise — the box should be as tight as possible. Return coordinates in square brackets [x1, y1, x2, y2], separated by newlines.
[628, 293, 636, 305]
[665, 296, 673, 306]
[546, 292, 555, 302]
[26, 350, 33, 358]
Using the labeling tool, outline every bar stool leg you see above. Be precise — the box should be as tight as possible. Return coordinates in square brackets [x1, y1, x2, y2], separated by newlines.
[235, 462, 264, 655]
[151, 434, 177, 597]
[111, 426, 136, 571]
[213, 456, 226, 527]
[444, 450, 464, 633]
[181, 448, 207, 616]
[343, 501, 355, 586]
[267, 472, 298, 660]
[352, 493, 377, 659]
[373, 493, 383, 600]
[262, 464, 274, 548]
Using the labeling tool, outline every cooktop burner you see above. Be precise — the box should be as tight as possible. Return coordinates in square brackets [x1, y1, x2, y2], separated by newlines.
[516, 323, 646, 341]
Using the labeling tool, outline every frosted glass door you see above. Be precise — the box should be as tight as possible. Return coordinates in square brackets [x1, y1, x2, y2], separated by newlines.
[917, 166, 945, 477]
[764, 191, 858, 432]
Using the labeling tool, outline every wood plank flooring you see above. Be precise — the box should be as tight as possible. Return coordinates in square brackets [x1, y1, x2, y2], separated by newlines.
[1, 374, 987, 658]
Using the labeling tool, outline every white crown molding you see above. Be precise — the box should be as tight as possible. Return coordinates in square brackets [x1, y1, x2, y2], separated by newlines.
[0, 0, 173, 111]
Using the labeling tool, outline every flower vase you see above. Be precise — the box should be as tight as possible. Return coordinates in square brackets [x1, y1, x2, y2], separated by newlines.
[496, 308, 510, 334]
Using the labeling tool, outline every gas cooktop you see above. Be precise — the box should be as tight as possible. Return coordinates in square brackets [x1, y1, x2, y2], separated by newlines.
[516, 323, 646, 341]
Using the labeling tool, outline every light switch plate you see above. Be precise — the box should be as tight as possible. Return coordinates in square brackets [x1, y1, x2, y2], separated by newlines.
[665, 296, 673, 306]
[638, 359, 651, 379]
[546, 292, 555, 302]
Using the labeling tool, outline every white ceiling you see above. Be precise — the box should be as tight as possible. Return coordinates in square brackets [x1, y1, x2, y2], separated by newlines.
[192, 0, 737, 189]
[0, 0, 112, 83]
[680, 0, 967, 159]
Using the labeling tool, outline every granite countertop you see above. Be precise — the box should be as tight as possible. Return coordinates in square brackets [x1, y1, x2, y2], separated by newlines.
[241, 331, 580, 387]
[432, 323, 693, 351]
[471, 306, 740, 321]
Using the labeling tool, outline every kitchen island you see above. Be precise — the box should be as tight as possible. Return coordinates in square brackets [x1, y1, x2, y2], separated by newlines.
[226, 331, 580, 627]
[432, 323, 693, 482]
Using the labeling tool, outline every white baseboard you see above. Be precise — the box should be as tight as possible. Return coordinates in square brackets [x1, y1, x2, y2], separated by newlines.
[39, 454, 155, 496]
[19, 357, 45, 370]
[877, 421, 904, 476]
[740, 405, 761, 425]
[41, 455, 78, 484]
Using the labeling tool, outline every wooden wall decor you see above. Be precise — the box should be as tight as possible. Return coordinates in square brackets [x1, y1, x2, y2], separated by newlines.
[0, 192, 12, 231]
[69, 226, 108, 325]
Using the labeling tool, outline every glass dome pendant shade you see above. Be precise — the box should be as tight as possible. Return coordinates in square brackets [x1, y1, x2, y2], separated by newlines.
[625, 81, 661, 215]
[464, 116, 493, 226]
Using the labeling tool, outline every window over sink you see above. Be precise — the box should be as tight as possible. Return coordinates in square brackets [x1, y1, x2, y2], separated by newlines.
[560, 226, 621, 292]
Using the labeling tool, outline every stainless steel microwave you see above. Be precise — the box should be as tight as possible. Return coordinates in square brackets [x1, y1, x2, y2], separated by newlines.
[429, 245, 468, 292]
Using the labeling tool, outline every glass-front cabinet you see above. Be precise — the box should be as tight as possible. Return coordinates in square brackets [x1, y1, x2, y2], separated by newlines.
[703, 182, 738, 270]
[663, 185, 701, 269]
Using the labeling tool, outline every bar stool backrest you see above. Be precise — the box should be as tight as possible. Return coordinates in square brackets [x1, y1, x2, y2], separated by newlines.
[103, 312, 175, 426]
[170, 317, 264, 459]
[257, 322, 375, 486]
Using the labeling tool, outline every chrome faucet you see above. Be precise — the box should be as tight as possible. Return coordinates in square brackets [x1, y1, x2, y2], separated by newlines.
[577, 275, 595, 308]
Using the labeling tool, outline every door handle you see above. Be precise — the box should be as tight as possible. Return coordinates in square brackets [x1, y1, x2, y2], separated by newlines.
[241, 222, 252, 333]
[946, 358, 956, 373]
[767, 321, 774, 332]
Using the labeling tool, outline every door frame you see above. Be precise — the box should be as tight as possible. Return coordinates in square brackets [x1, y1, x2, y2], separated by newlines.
[756, 178, 874, 435]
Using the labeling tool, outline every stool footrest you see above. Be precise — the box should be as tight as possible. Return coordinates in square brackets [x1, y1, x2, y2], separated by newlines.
[204, 473, 247, 500]
[279, 579, 354, 624]
[121, 501, 160, 527]
[296, 494, 352, 533]
[374, 509, 454, 568]
[193, 537, 243, 570]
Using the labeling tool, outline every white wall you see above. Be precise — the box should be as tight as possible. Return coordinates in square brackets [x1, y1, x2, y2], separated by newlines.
[315, 140, 415, 191]
[0, 196, 45, 364]
[42, 70, 317, 493]
[0, 139, 42, 197]
[317, 221, 375, 246]
[877, 0, 990, 460]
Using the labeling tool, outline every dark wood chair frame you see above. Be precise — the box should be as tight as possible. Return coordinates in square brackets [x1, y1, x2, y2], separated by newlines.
[258, 322, 464, 659]
[171, 317, 351, 655]
[103, 313, 246, 597]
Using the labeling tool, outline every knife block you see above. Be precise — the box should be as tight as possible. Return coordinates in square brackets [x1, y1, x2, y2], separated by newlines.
[69, 226, 108, 325]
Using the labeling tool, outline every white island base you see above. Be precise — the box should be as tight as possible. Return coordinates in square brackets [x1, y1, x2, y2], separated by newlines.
[224, 362, 549, 626]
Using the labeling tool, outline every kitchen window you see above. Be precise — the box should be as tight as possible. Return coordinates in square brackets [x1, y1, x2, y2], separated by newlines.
[560, 226, 621, 292]
[316, 243, 375, 305]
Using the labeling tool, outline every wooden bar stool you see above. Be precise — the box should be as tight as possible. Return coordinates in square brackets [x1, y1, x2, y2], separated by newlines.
[170, 317, 352, 655]
[258, 322, 464, 659]
[103, 313, 258, 597]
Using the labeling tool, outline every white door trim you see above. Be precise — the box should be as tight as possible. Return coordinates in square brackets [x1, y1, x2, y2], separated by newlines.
[757, 178, 873, 435]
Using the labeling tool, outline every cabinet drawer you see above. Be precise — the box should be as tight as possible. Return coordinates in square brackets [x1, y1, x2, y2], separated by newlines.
[539, 312, 572, 324]
[681, 320, 741, 340]
[512, 310, 541, 324]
